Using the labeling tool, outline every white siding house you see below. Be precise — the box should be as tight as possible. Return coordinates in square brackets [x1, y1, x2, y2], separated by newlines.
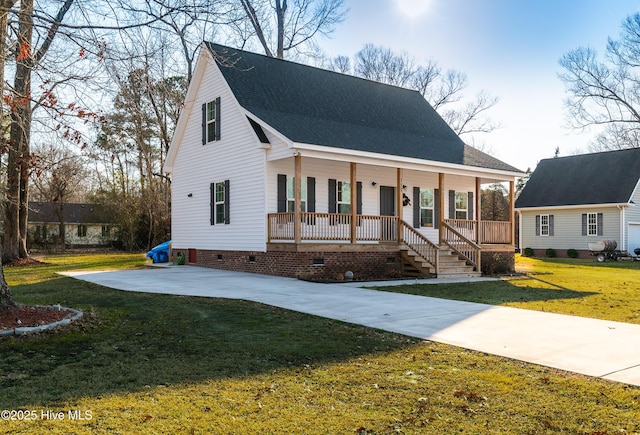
[164, 43, 523, 279]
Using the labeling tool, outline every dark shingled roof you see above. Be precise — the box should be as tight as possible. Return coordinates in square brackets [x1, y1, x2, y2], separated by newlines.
[515, 148, 640, 208]
[206, 43, 521, 173]
[28, 202, 113, 224]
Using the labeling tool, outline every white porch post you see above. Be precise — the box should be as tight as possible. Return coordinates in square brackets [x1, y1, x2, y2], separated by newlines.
[294, 154, 302, 244]
[350, 162, 357, 243]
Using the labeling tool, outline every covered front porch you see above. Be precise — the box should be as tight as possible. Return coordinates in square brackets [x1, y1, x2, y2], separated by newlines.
[266, 154, 516, 277]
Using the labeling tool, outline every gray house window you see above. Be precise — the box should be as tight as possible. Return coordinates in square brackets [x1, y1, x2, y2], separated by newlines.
[582, 213, 603, 236]
[535, 214, 554, 236]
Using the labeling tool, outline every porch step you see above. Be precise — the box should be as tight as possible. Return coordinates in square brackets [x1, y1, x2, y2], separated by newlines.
[438, 247, 480, 278]
[400, 250, 435, 277]
[400, 246, 480, 278]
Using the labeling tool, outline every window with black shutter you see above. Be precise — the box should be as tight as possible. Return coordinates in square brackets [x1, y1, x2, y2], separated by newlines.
[202, 97, 221, 144]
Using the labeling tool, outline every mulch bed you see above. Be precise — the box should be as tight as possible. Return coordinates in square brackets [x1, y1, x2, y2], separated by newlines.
[0, 305, 76, 331]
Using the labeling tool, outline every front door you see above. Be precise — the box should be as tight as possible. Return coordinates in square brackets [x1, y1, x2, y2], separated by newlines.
[380, 186, 396, 240]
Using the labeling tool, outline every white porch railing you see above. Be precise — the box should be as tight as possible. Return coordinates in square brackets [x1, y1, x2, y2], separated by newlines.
[444, 219, 512, 244]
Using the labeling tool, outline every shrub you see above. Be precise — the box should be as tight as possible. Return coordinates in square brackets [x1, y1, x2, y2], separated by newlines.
[567, 249, 578, 258]
[545, 248, 556, 258]
[523, 247, 534, 257]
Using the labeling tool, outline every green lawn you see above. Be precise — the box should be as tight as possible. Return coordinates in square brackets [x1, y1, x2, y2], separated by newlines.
[376, 255, 640, 324]
[0, 253, 639, 434]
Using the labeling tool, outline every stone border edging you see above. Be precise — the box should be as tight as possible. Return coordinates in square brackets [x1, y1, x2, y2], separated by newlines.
[0, 306, 83, 336]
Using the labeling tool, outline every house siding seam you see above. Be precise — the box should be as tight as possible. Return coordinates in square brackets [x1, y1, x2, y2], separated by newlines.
[172, 248, 403, 280]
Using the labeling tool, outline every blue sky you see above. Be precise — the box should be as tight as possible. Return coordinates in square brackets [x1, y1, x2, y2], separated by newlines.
[318, 0, 640, 171]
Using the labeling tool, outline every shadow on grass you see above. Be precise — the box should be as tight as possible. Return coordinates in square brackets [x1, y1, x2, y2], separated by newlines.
[0, 277, 416, 409]
[374, 277, 597, 305]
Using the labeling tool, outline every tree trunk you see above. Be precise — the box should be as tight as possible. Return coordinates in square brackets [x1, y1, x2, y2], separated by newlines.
[3, 0, 33, 263]
[0, 264, 17, 310]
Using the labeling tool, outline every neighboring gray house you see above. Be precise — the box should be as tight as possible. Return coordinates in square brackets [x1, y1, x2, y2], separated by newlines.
[164, 43, 523, 279]
[26, 202, 118, 248]
[515, 148, 640, 257]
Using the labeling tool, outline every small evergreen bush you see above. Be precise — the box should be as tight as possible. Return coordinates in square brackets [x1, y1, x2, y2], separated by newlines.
[545, 248, 556, 258]
[567, 249, 578, 258]
[523, 247, 534, 257]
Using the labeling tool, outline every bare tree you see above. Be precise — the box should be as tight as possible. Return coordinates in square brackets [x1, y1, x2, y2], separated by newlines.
[559, 13, 640, 151]
[233, 0, 347, 59]
[354, 44, 415, 87]
[337, 44, 499, 138]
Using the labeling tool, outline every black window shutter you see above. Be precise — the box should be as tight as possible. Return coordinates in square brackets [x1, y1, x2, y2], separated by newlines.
[277, 174, 287, 213]
[582, 213, 587, 236]
[214, 97, 221, 141]
[549, 215, 554, 236]
[413, 187, 420, 228]
[224, 179, 230, 224]
[307, 177, 316, 212]
[328, 179, 337, 213]
[434, 189, 440, 229]
[448, 190, 455, 219]
[597, 213, 603, 236]
[210, 183, 215, 225]
[468, 191, 474, 220]
[201, 103, 207, 145]
[535, 215, 540, 236]
[356, 182, 362, 214]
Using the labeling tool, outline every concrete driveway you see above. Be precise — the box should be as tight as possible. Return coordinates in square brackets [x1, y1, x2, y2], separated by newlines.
[61, 266, 640, 387]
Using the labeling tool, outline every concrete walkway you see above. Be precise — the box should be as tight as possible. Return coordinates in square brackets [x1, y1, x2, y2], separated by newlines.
[61, 266, 640, 387]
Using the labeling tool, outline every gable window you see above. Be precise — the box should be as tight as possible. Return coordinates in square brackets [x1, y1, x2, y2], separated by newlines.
[77, 224, 88, 237]
[210, 180, 230, 225]
[287, 176, 307, 212]
[202, 97, 221, 144]
[102, 225, 110, 237]
[420, 189, 434, 227]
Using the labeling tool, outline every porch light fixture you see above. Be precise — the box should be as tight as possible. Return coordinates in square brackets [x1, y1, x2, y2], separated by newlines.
[371, 181, 377, 187]
[187, 193, 193, 197]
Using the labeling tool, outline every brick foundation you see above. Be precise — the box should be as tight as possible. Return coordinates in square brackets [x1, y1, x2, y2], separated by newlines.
[172, 248, 404, 281]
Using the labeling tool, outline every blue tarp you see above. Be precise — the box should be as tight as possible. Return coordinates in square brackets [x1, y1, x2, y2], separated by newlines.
[146, 240, 171, 263]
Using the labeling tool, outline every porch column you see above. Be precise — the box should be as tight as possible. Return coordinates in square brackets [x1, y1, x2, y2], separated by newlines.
[397, 168, 403, 243]
[438, 172, 444, 244]
[476, 177, 481, 243]
[509, 180, 515, 245]
[350, 162, 357, 243]
[294, 154, 302, 244]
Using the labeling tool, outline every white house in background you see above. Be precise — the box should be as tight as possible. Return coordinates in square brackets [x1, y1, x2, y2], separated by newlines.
[25, 201, 118, 248]
[515, 148, 640, 257]
[164, 43, 524, 280]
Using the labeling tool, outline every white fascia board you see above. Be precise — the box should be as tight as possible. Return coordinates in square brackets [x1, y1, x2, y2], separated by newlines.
[516, 203, 629, 212]
[290, 142, 524, 181]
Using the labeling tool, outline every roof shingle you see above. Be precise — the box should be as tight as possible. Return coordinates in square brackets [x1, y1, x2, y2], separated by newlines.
[206, 43, 520, 173]
[515, 148, 640, 208]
